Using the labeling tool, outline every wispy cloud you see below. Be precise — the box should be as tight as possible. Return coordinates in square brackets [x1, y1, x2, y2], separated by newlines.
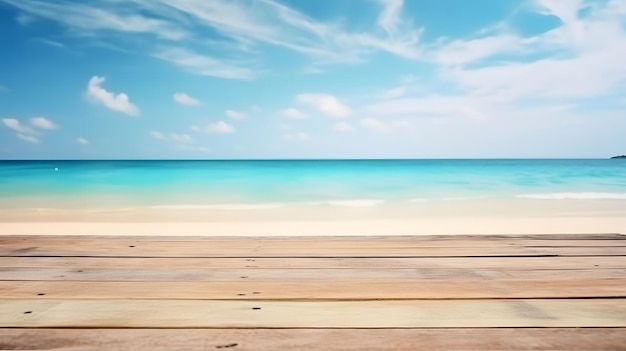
[1, 0, 187, 40]
[2, 117, 59, 143]
[376, 0, 404, 33]
[361, 0, 626, 130]
[428, 0, 626, 103]
[225, 109, 246, 120]
[191, 121, 235, 134]
[76, 137, 89, 145]
[173, 92, 201, 106]
[85, 76, 140, 116]
[279, 108, 308, 119]
[1, 0, 423, 78]
[150, 130, 194, 143]
[17, 134, 39, 143]
[154, 0, 421, 62]
[36, 38, 65, 48]
[296, 93, 351, 118]
[30, 117, 59, 130]
[2, 118, 35, 135]
[154, 48, 254, 80]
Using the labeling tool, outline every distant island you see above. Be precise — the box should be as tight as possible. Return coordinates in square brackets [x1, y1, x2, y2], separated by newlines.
[610, 155, 626, 159]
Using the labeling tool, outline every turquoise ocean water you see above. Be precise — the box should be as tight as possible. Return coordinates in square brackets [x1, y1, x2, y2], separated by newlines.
[1, 159, 625, 210]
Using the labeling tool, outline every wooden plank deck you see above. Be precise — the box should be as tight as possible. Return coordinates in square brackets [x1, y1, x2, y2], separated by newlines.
[0, 234, 625, 350]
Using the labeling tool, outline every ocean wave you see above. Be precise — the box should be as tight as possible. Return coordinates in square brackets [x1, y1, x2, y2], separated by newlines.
[516, 192, 626, 200]
[150, 203, 285, 210]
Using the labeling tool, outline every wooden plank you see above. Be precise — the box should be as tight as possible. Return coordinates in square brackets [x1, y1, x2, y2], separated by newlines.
[1, 328, 625, 351]
[2, 233, 623, 241]
[1, 299, 625, 327]
[1, 279, 624, 299]
[1, 237, 624, 249]
[3, 256, 624, 269]
[1, 267, 624, 282]
[2, 245, 625, 257]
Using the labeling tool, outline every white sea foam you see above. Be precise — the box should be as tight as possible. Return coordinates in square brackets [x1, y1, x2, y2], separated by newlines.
[151, 203, 285, 210]
[516, 192, 626, 200]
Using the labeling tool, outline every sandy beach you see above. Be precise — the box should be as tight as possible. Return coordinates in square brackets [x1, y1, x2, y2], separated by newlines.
[2, 199, 624, 236]
[1, 217, 625, 236]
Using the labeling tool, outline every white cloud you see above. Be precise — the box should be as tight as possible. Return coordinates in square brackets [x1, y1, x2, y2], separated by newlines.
[37, 38, 64, 48]
[226, 109, 246, 120]
[150, 130, 194, 143]
[149, 0, 421, 62]
[191, 121, 235, 134]
[76, 137, 89, 145]
[428, 0, 626, 104]
[377, 0, 404, 33]
[30, 117, 58, 130]
[382, 86, 408, 99]
[280, 107, 308, 119]
[173, 92, 201, 106]
[365, 95, 476, 117]
[1, 0, 424, 78]
[296, 93, 352, 118]
[17, 134, 39, 143]
[284, 132, 312, 141]
[333, 121, 354, 132]
[85, 76, 140, 116]
[2, 117, 60, 143]
[2, 118, 35, 135]
[154, 48, 254, 80]
[433, 34, 527, 66]
[2, 0, 187, 40]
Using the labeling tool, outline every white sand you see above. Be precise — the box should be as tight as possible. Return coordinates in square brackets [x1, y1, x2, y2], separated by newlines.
[1, 199, 624, 236]
[0, 216, 625, 236]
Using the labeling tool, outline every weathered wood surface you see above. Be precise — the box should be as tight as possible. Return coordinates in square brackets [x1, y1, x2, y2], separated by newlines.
[2, 328, 625, 351]
[3, 255, 624, 269]
[3, 244, 626, 257]
[2, 299, 626, 327]
[2, 267, 625, 282]
[2, 279, 624, 299]
[0, 234, 625, 350]
[2, 234, 624, 258]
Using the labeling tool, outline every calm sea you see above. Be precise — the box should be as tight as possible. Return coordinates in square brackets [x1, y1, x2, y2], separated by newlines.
[1, 159, 625, 210]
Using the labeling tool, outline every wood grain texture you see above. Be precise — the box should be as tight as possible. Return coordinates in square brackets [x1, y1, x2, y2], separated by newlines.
[1, 267, 624, 282]
[1, 234, 625, 350]
[2, 233, 623, 241]
[2, 245, 625, 257]
[1, 279, 624, 299]
[2, 299, 626, 327]
[2, 236, 624, 247]
[1, 328, 625, 351]
[3, 255, 624, 269]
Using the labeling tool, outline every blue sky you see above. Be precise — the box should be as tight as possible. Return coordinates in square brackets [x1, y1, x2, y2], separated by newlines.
[0, 0, 625, 159]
